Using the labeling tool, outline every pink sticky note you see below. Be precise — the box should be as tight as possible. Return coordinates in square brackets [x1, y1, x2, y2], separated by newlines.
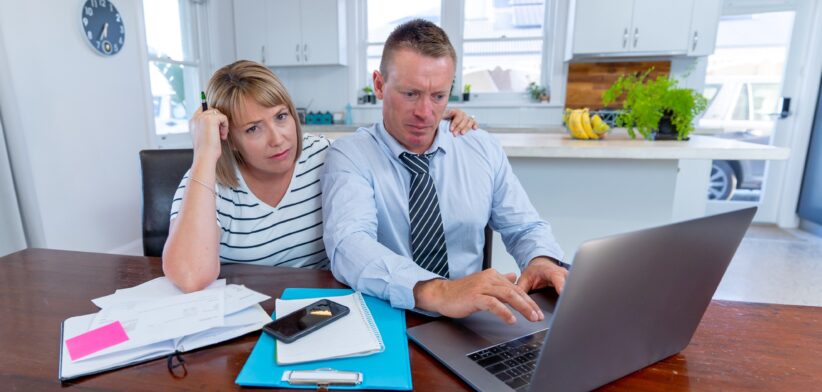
[66, 321, 130, 361]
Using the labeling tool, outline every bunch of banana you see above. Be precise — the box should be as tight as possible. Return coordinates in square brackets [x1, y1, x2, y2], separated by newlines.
[564, 108, 610, 140]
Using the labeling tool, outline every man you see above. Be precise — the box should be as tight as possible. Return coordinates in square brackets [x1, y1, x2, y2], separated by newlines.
[321, 20, 567, 324]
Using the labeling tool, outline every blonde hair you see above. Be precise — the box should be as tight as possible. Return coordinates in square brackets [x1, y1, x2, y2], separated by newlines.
[379, 19, 456, 78]
[205, 60, 302, 188]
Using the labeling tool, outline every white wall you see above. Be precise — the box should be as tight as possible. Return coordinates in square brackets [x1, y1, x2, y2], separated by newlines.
[272, 66, 354, 114]
[207, 0, 239, 75]
[0, 115, 26, 256]
[0, 1, 150, 254]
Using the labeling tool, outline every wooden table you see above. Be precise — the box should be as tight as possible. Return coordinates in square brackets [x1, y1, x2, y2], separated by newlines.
[1, 249, 820, 391]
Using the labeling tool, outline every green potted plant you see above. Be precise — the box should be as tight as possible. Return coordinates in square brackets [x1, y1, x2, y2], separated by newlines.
[602, 69, 707, 141]
[463, 84, 471, 102]
[527, 82, 549, 102]
[362, 85, 375, 104]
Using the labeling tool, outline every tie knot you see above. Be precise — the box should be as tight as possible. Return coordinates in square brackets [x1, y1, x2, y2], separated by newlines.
[399, 152, 431, 175]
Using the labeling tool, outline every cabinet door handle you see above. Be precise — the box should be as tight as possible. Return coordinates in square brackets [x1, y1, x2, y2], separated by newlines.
[303, 43, 308, 62]
[296, 44, 300, 62]
[261, 46, 266, 64]
[692, 31, 699, 51]
[623, 28, 628, 48]
[633, 27, 639, 48]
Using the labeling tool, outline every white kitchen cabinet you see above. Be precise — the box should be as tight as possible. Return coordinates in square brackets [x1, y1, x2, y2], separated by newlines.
[234, 0, 267, 64]
[266, 0, 302, 66]
[630, 0, 692, 54]
[687, 0, 722, 56]
[234, 0, 346, 67]
[568, 0, 635, 55]
[566, 0, 719, 59]
[298, 0, 347, 65]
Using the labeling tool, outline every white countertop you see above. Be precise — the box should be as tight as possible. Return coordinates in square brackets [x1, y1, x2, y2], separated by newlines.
[490, 132, 790, 160]
[303, 124, 724, 135]
[311, 129, 790, 161]
[303, 124, 569, 133]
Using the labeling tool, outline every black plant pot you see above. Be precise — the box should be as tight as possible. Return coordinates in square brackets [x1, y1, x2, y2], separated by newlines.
[463, 93, 470, 102]
[369, 94, 377, 104]
[653, 111, 688, 141]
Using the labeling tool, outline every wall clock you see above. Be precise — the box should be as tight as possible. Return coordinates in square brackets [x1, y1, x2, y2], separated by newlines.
[81, 0, 125, 56]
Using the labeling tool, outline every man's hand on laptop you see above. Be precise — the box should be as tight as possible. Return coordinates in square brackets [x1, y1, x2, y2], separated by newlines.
[516, 257, 568, 295]
[413, 269, 545, 325]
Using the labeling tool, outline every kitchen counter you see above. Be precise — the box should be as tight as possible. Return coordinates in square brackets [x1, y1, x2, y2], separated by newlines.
[305, 123, 727, 136]
[491, 132, 789, 160]
[302, 124, 364, 133]
[308, 128, 790, 272]
[303, 124, 570, 134]
[313, 129, 789, 161]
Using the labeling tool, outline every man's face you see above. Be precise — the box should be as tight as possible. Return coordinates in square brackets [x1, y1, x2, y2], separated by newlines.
[374, 48, 454, 154]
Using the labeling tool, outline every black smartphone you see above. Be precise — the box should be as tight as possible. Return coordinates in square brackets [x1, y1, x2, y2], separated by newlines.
[263, 299, 350, 343]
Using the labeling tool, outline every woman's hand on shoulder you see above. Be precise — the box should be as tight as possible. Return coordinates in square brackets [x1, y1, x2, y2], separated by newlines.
[190, 107, 229, 162]
[444, 108, 479, 136]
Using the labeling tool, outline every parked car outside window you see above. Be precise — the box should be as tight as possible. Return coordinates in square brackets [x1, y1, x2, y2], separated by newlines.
[699, 76, 780, 200]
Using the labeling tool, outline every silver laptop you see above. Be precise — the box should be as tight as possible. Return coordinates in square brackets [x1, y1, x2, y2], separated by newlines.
[408, 207, 757, 392]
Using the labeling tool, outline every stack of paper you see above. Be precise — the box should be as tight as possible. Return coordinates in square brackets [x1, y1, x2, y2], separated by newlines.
[59, 277, 272, 380]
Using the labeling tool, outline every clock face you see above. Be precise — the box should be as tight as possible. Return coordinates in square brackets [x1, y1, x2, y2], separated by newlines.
[81, 0, 125, 56]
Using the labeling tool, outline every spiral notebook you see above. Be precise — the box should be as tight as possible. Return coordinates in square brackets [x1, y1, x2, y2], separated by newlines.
[275, 292, 384, 364]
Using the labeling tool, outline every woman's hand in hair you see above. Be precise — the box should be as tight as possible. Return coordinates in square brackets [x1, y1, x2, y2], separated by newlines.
[444, 108, 479, 135]
[189, 107, 229, 163]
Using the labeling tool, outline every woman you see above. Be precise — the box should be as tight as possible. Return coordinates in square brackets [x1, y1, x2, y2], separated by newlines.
[163, 60, 477, 292]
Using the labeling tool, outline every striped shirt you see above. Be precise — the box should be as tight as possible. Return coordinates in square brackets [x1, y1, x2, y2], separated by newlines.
[170, 134, 330, 269]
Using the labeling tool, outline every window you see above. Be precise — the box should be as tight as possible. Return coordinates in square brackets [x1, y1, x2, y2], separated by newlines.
[702, 84, 720, 104]
[365, 1, 442, 85]
[751, 83, 780, 121]
[143, 0, 207, 137]
[364, 0, 551, 101]
[700, 83, 726, 121]
[462, 0, 545, 93]
[731, 84, 750, 121]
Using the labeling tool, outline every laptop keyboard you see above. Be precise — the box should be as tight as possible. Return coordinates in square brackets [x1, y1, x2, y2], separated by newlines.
[466, 329, 548, 392]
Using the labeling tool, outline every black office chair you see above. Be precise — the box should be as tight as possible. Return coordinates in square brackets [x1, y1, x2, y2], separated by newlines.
[482, 225, 493, 270]
[139, 148, 494, 264]
[139, 149, 193, 257]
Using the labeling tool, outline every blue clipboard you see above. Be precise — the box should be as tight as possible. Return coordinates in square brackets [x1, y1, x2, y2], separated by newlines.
[235, 288, 412, 390]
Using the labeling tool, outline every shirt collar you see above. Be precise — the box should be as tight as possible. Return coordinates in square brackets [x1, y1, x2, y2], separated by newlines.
[372, 120, 453, 159]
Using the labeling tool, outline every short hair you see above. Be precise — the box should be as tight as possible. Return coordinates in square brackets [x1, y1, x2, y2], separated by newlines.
[379, 19, 456, 78]
[205, 60, 302, 188]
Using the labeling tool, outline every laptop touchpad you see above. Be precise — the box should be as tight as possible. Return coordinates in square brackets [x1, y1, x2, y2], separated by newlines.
[453, 291, 557, 344]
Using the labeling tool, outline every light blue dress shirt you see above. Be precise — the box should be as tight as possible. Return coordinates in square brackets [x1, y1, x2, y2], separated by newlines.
[321, 121, 564, 310]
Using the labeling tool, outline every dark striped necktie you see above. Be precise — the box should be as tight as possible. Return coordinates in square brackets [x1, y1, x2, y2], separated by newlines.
[399, 152, 450, 278]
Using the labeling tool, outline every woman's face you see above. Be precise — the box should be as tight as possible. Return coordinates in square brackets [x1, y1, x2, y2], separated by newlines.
[229, 95, 298, 179]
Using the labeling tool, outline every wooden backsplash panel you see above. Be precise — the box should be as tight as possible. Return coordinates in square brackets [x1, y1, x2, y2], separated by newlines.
[565, 61, 671, 110]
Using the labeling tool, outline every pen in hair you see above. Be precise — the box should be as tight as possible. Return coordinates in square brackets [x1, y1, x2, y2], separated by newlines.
[201, 91, 208, 111]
